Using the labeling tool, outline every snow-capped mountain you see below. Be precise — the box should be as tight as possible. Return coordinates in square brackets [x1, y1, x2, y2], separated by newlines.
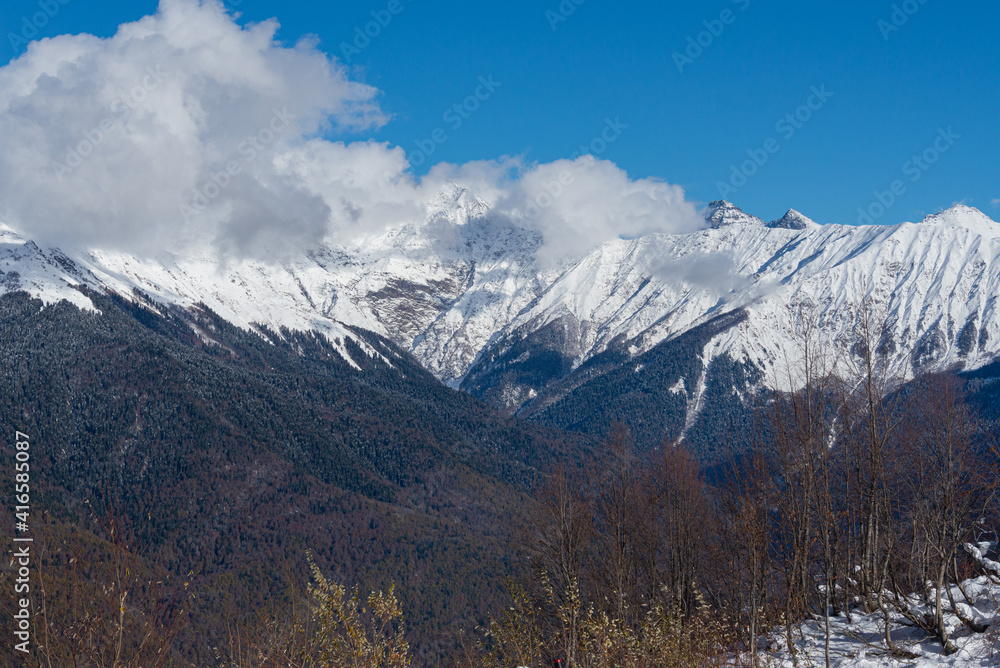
[3, 194, 999, 418]
[470, 201, 1000, 410]
[767, 208, 818, 230]
[706, 199, 766, 228]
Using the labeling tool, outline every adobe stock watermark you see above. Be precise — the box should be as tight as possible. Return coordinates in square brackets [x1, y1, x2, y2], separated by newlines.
[51, 66, 168, 178]
[878, 0, 930, 41]
[7, 0, 72, 53]
[339, 0, 415, 65]
[856, 127, 959, 225]
[717, 85, 833, 198]
[12, 430, 32, 655]
[179, 107, 294, 221]
[546, 0, 586, 31]
[523, 117, 628, 220]
[408, 75, 501, 167]
[673, 0, 752, 74]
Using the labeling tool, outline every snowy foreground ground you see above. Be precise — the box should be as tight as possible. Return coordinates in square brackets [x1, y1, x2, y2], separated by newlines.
[762, 576, 1000, 667]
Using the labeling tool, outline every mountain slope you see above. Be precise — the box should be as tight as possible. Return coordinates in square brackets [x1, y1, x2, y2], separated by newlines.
[0, 289, 592, 663]
[462, 202, 1000, 422]
[3, 198, 1000, 451]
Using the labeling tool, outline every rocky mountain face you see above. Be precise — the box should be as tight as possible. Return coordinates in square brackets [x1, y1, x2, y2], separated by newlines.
[4, 193, 1000, 450]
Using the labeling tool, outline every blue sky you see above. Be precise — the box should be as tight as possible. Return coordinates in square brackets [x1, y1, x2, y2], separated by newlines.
[2, 0, 998, 227]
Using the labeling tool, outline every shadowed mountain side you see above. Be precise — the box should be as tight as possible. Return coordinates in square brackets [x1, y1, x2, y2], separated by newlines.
[0, 290, 595, 664]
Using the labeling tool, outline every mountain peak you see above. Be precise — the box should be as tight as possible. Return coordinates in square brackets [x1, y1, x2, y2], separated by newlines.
[704, 201, 765, 228]
[767, 209, 818, 230]
[917, 204, 1000, 238]
[427, 183, 490, 224]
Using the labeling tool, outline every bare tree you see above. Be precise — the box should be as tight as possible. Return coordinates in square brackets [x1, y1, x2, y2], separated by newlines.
[649, 439, 711, 618]
[717, 445, 772, 667]
[765, 302, 839, 666]
[897, 374, 1000, 654]
[530, 466, 593, 665]
[838, 298, 912, 656]
[593, 425, 640, 626]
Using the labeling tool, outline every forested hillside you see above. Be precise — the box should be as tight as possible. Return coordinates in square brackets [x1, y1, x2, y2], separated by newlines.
[516, 309, 761, 461]
[0, 290, 593, 664]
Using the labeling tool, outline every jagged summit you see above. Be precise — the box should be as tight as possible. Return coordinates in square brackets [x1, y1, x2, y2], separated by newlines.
[916, 204, 1000, 238]
[767, 209, 818, 230]
[703, 200, 765, 228]
[426, 183, 490, 225]
[705, 202, 816, 231]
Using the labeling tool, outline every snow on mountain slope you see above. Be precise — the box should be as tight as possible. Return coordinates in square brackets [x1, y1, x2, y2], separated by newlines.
[1, 223, 386, 368]
[768, 208, 819, 230]
[705, 199, 765, 228]
[0, 184, 554, 377]
[77, 249, 385, 367]
[1, 195, 999, 401]
[918, 203, 1000, 239]
[0, 224, 97, 312]
[475, 202, 1000, 405]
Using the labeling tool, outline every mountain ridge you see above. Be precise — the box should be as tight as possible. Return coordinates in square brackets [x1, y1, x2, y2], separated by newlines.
[3, 198, 998, 426]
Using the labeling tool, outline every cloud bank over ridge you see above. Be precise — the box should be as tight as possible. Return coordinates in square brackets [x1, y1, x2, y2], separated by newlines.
[0, 0, 703, 262]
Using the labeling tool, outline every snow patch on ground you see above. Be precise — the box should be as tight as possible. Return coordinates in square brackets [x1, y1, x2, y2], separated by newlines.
[762, 576, 1000, 667]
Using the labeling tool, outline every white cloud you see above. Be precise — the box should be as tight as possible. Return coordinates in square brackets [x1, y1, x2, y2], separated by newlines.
[274, 147, 704, 264]
[992, 199, 1000, 209]
[0, 0, 384, 258]
[492, 157, 704, 264]
[0, 0, 704, 263]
